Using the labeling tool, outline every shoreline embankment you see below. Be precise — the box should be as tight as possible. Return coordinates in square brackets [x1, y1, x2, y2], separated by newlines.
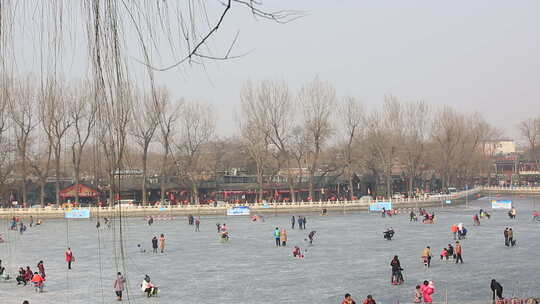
[0, 189, 486, 219]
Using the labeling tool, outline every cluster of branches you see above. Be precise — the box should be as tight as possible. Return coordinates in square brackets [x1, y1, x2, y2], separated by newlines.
[0, 75, 512, 205]
[0, 76, 219, 207]
[519, 116, 540, 170]
[239, 79, 503, 201]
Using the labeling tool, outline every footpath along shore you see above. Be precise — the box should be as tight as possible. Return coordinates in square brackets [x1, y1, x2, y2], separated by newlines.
[0, 189, 484, 219]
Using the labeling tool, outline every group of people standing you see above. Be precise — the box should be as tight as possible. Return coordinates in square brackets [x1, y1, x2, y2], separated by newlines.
[451, 223, 467, 240]
[151, 234, 166, 253]
[273, 227, 288, 246]
[503, 227, 515, 247]
[291, 216, 307, 229]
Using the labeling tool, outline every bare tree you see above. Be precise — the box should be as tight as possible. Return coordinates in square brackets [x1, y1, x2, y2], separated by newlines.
[241, 80, 297, 202]
[240, 119, 270, 203]
[339, 97, 364, 200]
[156, 91, 181, 204]
[0, 75, 14, 205]
[298, 77, 335, 201]
[519, 117, 540, 170]
[9, 79, 39, 205]
[43, 82, 73, 205]
[95, 85, 134, 207]
[130, 91, 160, 205]
[400, 101, 430, 197]
[29, 147, 52, 207]
[70, 87, 98, 205]
[431, 107, 461, 189]
[366, 96, 403, 197]
[174, 100, 215, 204]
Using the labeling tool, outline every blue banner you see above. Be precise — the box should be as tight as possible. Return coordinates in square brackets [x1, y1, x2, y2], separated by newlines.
[491, 200, 512, 209]
[64, 209, 90, 219]
[445, 200, 452, 204]
[369, 202, 392, 211]
[227, 206, 251, 216]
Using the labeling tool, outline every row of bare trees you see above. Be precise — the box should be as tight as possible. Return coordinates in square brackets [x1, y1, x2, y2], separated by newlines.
[240, 79, 502, 201]
[0, 76, 218, 206]
[519, 117, 540, 170]
[0, 75, 509, 205]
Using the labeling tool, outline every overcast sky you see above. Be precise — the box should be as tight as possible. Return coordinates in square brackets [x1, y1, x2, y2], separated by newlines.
[13, 0, 540, 140]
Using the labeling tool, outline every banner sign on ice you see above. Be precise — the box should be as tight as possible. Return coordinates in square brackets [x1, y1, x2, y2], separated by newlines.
[369, 202, 392, 211]
[64, 208, 91, 219]
[491, 200, 512, 209]
[227, 206, 250, 216]
[445, 200, 452, 204]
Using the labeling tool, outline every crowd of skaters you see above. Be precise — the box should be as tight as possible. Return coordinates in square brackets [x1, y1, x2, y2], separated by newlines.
[2, 203, 533, 303]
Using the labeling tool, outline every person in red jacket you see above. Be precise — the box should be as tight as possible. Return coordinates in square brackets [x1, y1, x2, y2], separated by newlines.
[362, 295, 376, 304]
[37, 261, 45, 278]
[420, 280, 435, 303]
[65, 248, 74, 270]
[24, 266, 33, 282]
[30, 272, 45, 292]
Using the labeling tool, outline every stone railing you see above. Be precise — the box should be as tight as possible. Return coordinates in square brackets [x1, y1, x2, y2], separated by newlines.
[0, 188, 480, 218]
[480, 186, 540, 193]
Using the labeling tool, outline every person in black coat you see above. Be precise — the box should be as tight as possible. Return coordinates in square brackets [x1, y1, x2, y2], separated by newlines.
[491, 279, 503, 302]
[151, 236, 158, 254]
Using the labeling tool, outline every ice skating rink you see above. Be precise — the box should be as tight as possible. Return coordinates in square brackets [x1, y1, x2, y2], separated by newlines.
[1, 196, 539, 303]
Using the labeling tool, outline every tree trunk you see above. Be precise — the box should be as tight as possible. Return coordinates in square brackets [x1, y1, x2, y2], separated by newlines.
[55, 153, 61, 205]
[40, 180, 46, 207]
[385, 165, 392, 198]
[257, 165, 264, 203]
[142, 151, 148, 206]
[109, 172, 115, 207]
[408, 171, 414, 197]
[160, 146, 169, 204]
[21, 157, 27, 206]
[191, 182, 198, 205]
[74, 166, 80, 205]
[348, 169, 354, 201]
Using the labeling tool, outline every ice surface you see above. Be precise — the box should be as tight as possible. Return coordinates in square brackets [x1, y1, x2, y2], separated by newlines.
[1, 195, 540, 304]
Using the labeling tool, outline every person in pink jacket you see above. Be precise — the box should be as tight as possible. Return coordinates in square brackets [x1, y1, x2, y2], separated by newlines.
[420, 280, 435, 303]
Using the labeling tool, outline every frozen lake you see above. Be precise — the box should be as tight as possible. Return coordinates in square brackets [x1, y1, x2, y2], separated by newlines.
[1, 195, 539, 304]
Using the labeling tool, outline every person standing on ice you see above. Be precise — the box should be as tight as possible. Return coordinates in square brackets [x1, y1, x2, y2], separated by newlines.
[274, 227, 281, 247]
[454, 241, 463, 264]
[65, 248, 74, 270]
[152, 236, 158, 254]
[159, 234, 166, 253]
[195, 217, 200, 232]
[490, 279, 503, 302]
[280, 228, 287, 246]
[114, 272, 126, 301]
[37, 261, 45, 278]
[291, 216, 295, 229]
[421, 246, 432, 268]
